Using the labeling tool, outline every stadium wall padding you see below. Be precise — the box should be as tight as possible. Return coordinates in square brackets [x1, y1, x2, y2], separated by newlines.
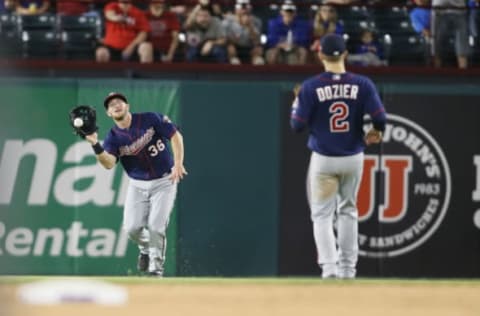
[177, 81, 281, 276]
[1, 77, 479, 277]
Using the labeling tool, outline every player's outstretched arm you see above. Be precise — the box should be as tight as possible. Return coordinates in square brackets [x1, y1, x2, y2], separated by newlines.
[85, 133, 117, 169]
[170, 131, 188, 183]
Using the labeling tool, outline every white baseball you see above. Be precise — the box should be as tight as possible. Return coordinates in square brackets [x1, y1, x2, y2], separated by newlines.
[73, 117, 84, 128]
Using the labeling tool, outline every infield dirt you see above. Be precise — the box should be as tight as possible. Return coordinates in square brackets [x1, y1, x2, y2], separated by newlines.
[1, 279, 479, 316]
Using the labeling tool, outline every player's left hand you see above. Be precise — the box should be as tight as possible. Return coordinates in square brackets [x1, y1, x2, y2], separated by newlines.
[69, 105, 99, 139]
[365, 128, 382, 145]
[293, 83, 301, 97]
[170, 164, 188, 183]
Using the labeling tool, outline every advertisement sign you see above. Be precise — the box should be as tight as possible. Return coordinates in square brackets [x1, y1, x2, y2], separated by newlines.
[359, 114, 451, 258]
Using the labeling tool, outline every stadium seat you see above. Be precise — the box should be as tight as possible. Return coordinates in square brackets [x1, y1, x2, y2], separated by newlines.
[338, 5, 376, 47]
[337, 5, 370, 21]
[370, 6, 409, 21]
[250, 6, 272, 34]
[21, 30, 59, 59]
[57, 15, 102, 38]
[342, 19, 378, 53]
[0, 13, 18, 33]
[56, 15, 102, 60]
[60, 30, 97, 60]
[0, 31, 21, 58]
[384, 34, 428, 65]
[0, 14, 21, 58]
[342, 19, 375, 33]
[373, 18, 417, 36]
[17, 14, 56, 31]
[470, 36, 480, 66]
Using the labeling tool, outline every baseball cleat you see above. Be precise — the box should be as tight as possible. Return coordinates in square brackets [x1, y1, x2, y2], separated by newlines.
[148, 270, 163, 277]
[338, 268, 356, 279]
[137, 253, 149, 272]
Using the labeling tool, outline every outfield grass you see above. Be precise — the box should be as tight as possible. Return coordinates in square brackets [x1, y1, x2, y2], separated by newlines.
[2, 275, 480, 286]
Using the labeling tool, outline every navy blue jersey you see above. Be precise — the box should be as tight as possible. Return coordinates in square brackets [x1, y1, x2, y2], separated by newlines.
[291, 72, 386, 156]
[103, 112, 177, 180]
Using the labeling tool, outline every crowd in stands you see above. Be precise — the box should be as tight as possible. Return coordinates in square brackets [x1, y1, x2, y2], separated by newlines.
[0, 0, 479, 68]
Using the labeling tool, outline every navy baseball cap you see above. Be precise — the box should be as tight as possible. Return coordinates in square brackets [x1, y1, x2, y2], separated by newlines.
[320, 34, 346, 57]
[104, 92, 128, 109]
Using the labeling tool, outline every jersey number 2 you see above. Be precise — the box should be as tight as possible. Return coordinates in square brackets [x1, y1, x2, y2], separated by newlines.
[329, 102, 349, 132]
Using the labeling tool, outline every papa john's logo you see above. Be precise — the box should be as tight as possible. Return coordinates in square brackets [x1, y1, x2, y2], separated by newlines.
[358, 114, 451, 258]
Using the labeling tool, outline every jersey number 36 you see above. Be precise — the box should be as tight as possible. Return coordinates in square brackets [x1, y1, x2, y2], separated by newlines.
[148, 139, 166, 157]
[329, 102, 350, 133]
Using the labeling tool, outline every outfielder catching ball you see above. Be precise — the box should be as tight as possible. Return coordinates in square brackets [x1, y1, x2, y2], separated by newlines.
[290, 34, 386, 279]
[70, 92, 187, 276]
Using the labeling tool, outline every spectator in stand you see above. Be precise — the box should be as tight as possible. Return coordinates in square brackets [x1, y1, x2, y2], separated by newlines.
[410, 0, 431, 38]
[432, 0, 469, 68]
[56, 0, 97, 16]
[169, 0, 223, 24]
[469, 0, 479, 39]
[265, 1, 311, 65]
[325, 0, 406, 4]
[1, 0, 15, 12]
[312, 4, 344, 39]
[310, 4, 344, 62]
[347, 28, 386, 66]
[96, 0, 152, 63]
[323, 0, 363, 4]
[145, 0, 181, 63]
[14, 0, 50, 15]
[184, 4, 227, 63]
[222, 0, 264, 65]
[208, 0, 224, 20]
[410, 0, 432, 63]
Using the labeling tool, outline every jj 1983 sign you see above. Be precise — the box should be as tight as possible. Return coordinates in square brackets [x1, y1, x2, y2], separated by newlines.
[358, 114, 451, 258]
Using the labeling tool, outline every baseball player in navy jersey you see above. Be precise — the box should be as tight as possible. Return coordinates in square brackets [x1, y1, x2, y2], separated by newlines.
[84, 92, 187, 276]
[291, 34, 386, 279]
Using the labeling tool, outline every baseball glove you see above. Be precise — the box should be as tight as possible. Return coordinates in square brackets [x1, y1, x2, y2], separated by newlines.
[69, 105, 99, 138]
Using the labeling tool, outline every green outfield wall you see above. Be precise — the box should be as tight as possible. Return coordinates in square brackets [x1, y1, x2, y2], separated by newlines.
[0, 78, 282, 276]
[2, 77, 479, 278]
[177, 81, 281, 276]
